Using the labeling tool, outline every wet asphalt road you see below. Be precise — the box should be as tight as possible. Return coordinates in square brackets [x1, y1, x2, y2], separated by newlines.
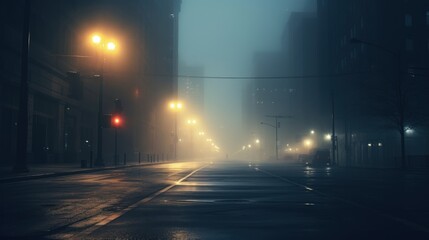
[2, 160, 429, 239]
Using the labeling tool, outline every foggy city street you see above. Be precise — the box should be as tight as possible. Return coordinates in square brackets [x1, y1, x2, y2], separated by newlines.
[1, 0, 429, 239]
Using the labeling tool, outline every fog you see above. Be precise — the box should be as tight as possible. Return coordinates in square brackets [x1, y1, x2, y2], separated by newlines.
[4, 1, 429, 238]
[5, 0, 428, 169]
[179, 0, 316, 156]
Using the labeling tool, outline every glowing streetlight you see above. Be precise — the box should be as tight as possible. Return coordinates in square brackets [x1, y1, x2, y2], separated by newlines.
[303, 139, 313, 147]
[91, 33, 118, 167]
[310, 130, 315, 135]
[107, 42, 116, 50]
[405, 126, 414, 135]
[92, 34, 117, 52]
[187, 119, 197, 125]
[169, 101, 183, 110]
[324, 134, 332, 141]
[92, 35, 101, 44]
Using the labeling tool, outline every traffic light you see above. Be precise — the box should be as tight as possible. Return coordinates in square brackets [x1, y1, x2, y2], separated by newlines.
[114, 99, 123, 113]
[102, 114, 124, 128]
[111, 114, 123, 128]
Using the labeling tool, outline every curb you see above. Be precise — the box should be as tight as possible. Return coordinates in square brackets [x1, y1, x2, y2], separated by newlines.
[0, 161, 172, 184]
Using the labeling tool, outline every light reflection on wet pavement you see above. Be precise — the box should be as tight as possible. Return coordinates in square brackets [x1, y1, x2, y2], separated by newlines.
[2, 160, 429, 239]
[87, 161, 429, 239]
[0, 162, 204, 239]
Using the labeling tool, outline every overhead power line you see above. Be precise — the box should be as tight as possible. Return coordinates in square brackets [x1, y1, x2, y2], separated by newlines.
[147, 71, 376, 80]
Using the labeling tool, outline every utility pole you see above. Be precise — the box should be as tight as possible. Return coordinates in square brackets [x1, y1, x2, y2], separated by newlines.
[261, 115, 292, 160]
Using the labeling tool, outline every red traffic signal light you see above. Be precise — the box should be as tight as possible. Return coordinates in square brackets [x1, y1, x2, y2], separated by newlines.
[111, 115, 123, 128]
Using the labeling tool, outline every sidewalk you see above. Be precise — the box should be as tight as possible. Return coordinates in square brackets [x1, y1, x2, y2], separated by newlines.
[0, 160, 167, 184]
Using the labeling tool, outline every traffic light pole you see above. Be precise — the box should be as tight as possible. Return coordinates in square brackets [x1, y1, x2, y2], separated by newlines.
[111, 114, 123, 166]
[114, 127, 118, 166]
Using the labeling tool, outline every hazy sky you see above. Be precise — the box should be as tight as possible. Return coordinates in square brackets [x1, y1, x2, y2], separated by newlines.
[179, 0, 315, 153]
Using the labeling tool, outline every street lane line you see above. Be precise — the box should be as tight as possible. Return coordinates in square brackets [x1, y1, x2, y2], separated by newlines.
[71, 165, 208, 239]
[256, 167, 429, 234]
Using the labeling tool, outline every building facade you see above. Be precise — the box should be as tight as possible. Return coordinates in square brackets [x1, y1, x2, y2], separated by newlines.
[0, 0, 181, 166]
[317, 0, 429, 168]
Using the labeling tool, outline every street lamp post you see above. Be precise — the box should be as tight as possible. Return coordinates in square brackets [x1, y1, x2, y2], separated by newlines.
[255, 138, 261, 161]
[350, 38, 406, 169]
[187, 119, 197, 159]
[169, 101, 183, 160]
[261, 115, 292, 160]
[260, 122, 276, 159]
[92, 34, 116, 167]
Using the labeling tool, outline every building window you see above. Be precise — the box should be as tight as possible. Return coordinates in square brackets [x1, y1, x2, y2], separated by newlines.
[406, 38, 414, 51]
[405, 14, 412, 27]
